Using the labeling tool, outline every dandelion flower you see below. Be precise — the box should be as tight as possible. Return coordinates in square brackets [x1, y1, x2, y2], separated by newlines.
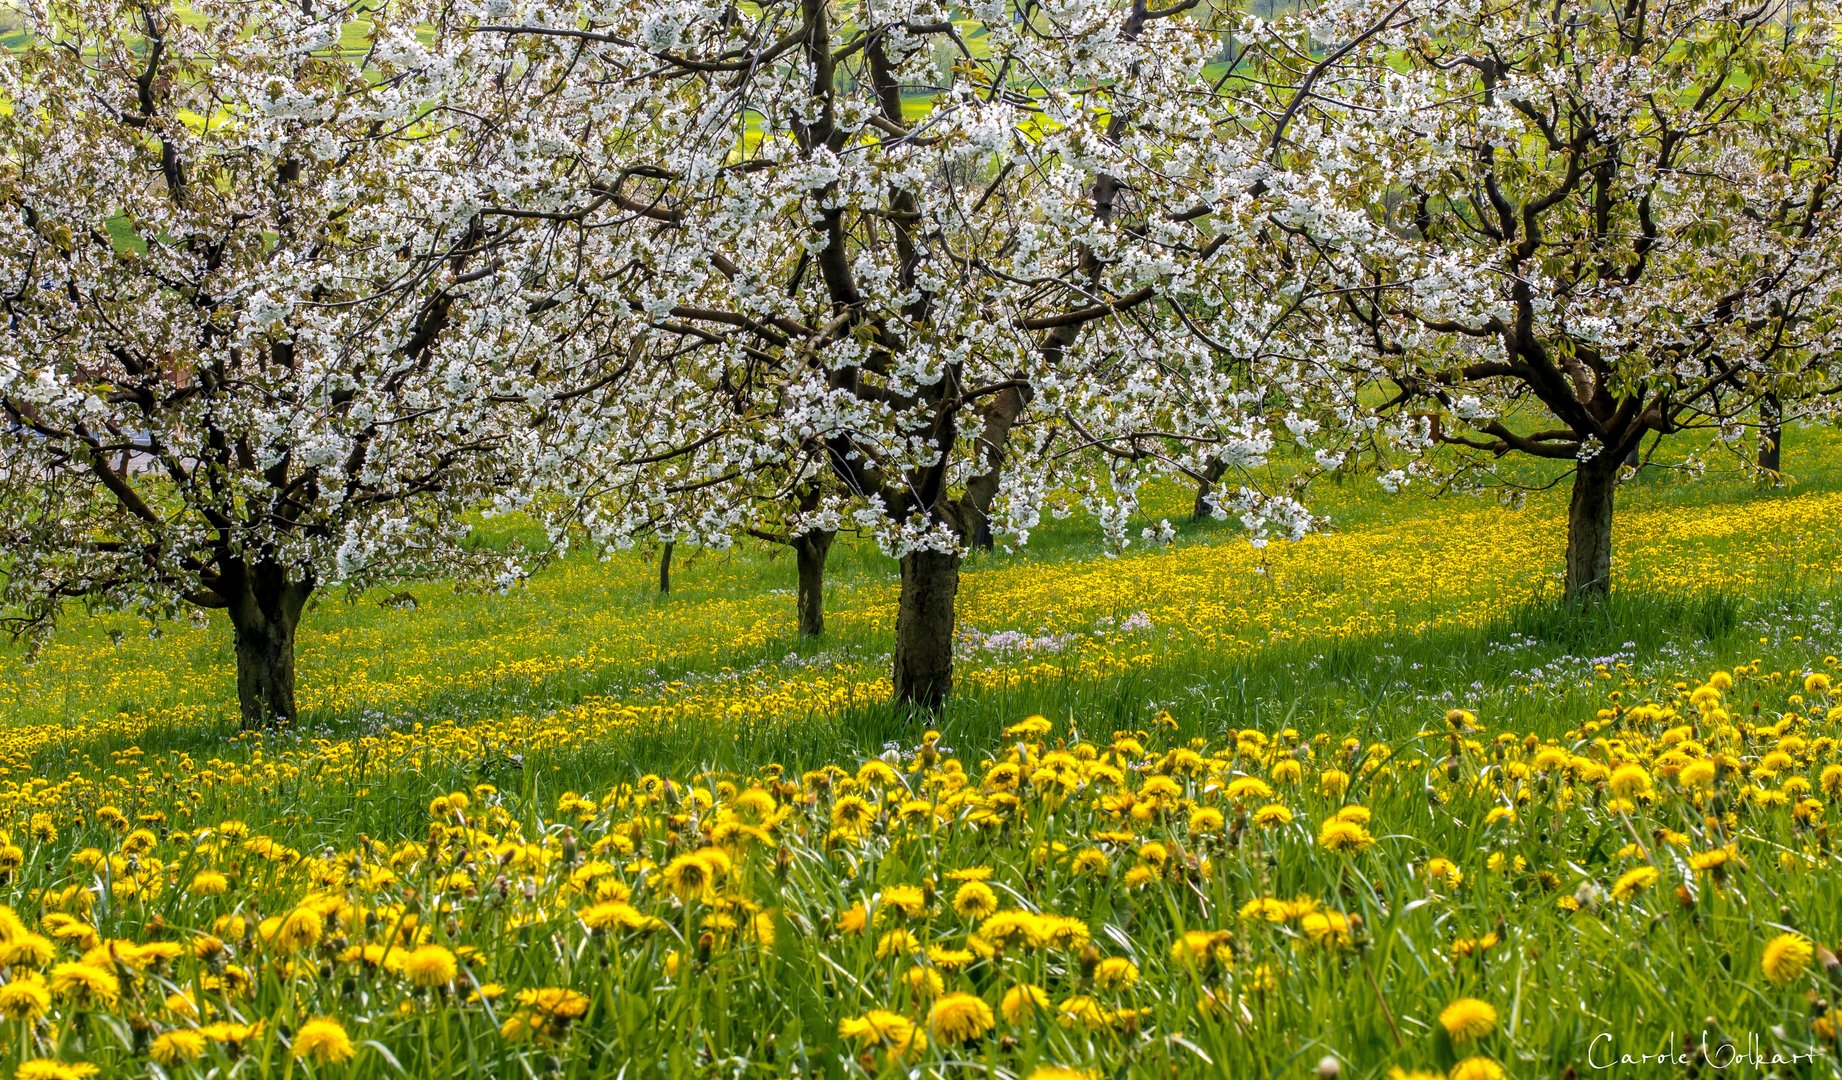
[267, 906, 324, 955]
[1610, 866, 1660, 902]
[953, 881, 998, 920]
[661, 852, 718, 901]
[1317, 818, 1375, 853]
[1608, 764, 1652, 800]
[580, 901, 664, 933]
[399, 944, 458, 988]
[1763, 933, 1815, 986]
[1189, 806, 1226, 834]
[1000, 983, 1050, 1022]
[1252, 803, 1294, 827]
[15, 1062, 99, 1080]
[1093, 956, 1139, 989]
[928, 992, 994, 1045]
[48, 962, 119, 1009]
[878, 886, 928, 919]
[0, 975, 50, 1021]
[837, 1009, 925, 1058]
[1438, 997, 1497, 1044]
[189, 870, 230, 896]
[292, 1017, 357, 1065]
[1448, 1058, 1506, 1080]
[150, 1030, 208, 1065]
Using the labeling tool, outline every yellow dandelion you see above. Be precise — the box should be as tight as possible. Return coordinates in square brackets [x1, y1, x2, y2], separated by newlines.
[291, 1018, 357, 1066]
[1763, 933, 1815, 986]
[1448, 1058, 1507, 1080]
[1610, 866, 1660, 902]
[953, 881, 999, 920]
[1000, 983, 1050, 1022]
[1316, 818, 1375, 853]
[47, 962, 119, 1009]
[0, 974, 50, 1021]
[15, 1062, 99, 1080]
[837, 1009, 925, 1058]
[927, 992, 994, 1045]
[150, 1030, 208, 1065]
[1438, 997, 1497, 1044]
[398, 944, 458, 988]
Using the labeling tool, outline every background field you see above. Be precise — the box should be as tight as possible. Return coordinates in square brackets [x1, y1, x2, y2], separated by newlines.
[1, 429, 1840, 1078]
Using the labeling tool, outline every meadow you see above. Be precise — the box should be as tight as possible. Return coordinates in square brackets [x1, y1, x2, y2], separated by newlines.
[0, 433, 1841, 1077]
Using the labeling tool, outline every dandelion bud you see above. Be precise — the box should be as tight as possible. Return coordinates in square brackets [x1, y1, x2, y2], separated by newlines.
[1079, 944, 1101, 980]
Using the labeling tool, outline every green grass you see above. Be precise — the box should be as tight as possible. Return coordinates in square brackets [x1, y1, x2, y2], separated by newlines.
[5, 426, 1838, 832]
[0, 428, 1835, 1079]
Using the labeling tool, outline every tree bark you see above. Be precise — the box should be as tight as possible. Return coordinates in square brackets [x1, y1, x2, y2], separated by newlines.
[891, 547, 961, 710]
[1563, 454, 1619, 602]
[658, 541, 674, 594]
[793, 529, 834, 636]
[227, 565, 311, 729]
[1192, 458, 1228, 520]
[959, 385, 1030, 552]
[1759, 392, 1783, 474]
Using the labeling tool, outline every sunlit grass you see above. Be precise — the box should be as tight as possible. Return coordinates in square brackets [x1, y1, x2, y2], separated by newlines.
[0, 427, 1837, 1077]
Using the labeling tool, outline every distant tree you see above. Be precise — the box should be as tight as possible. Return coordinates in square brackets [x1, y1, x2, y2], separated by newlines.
[1285, 0, 1842, 599]
[746, 482, 841, 638]
[0, 0, 596, 726]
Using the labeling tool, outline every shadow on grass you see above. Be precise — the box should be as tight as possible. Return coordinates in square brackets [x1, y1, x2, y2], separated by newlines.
[64, 583, 1817, 846]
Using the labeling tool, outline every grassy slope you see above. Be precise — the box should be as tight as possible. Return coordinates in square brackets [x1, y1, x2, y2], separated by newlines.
[0, 427, 1837, 829]
[0, 431, 1834, 1078]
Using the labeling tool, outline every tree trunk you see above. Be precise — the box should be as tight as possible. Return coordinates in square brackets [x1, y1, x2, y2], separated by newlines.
[959, 385, 1030, 553]
[1759, 392, 1783, 474]
[892, 548, 961, 710]
[1563, 454, 1618, 603]
[227, 567, 311, 729]
[658, 541, 674, 594]
[793, 529, 834, 636]
[1192, 459, 1228, 521]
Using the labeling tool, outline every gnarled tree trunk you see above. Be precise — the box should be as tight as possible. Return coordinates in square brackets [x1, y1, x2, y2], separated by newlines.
[1759, 392, 1783, 475]
[226, 563, 312, 729]
[1192, 458, 1228, 520]
[792, 529, 834, 636]
[959, 384, 1030, 552]
[658, 541, 674, 594]
[1563, 453, 1619, 602]
[892, 547, 961, 710]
